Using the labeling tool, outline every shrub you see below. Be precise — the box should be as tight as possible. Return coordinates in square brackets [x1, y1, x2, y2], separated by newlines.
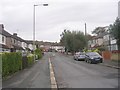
[2, 52, 22, 78]
[27, 54, 34, 66]
[35, 48, 42, 59]
[22, 56, 28, 69]
[0, 53, 2, 75]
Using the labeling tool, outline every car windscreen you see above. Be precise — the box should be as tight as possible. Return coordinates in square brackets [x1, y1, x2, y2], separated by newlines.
[78, 52, 85, 55]
[87, 52, 101, 57]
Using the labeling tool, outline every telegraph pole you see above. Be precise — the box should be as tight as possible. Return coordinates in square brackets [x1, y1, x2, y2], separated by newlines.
[85, 23, 88, 49]
[85, 23, 87, 36]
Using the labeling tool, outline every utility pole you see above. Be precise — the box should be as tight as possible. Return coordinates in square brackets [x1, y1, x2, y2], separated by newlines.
[118, 1, 120, 19]
[85, 23, 87, 36]
[85, 23, 88, 49]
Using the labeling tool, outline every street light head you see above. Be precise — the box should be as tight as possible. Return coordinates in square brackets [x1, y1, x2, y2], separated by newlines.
[34, 4, 48, 7]
[34, 5, 38, 6]
[43, 4, 48, 6]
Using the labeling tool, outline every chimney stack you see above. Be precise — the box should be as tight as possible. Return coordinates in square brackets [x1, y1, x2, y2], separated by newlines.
[13, 33, 17, 36]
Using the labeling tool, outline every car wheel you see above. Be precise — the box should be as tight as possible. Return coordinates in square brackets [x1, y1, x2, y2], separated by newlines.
[100, 60, 103, 63]
[89, 60, 92, 64]
[86, 60, 88, 63]
[76, 58, 79, 61]
[88, 60, 92, 64]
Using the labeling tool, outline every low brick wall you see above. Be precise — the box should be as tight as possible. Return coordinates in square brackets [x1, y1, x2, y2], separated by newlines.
[111, 50, 120, 61]
[102, 50, 120, 61]
[102, 51, 111, 60]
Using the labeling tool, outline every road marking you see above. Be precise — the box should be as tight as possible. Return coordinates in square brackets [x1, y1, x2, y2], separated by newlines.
[31, 72, 40, 81]
[49, 58, 57, 89]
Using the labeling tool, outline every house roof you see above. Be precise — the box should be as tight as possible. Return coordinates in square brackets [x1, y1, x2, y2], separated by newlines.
[12, 44, 24, 50]
[0, 24, 25, 42]
[25, 40, 33, 44]
[11, 34, 24, 42]
[0, 24, 12, 37]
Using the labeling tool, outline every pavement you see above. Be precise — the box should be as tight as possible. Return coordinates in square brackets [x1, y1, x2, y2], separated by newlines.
[2, 53, 51, 88]
[100, 60, 120, 69]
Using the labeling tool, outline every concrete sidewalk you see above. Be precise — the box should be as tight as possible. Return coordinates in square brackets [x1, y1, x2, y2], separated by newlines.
[100, 60, 120, 69]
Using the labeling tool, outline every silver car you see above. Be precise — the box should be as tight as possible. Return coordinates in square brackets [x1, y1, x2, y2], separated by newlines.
[73, 52, 86, 61]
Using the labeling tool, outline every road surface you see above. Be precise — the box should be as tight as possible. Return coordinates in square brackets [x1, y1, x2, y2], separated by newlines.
[50, 52, 119, 88]
[3, 52, 119, 88]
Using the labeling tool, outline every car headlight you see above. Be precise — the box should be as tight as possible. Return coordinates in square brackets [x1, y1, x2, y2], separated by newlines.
[90, 57, 94, 59]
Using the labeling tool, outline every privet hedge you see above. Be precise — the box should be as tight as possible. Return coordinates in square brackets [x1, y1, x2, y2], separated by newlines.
[2, 52, 41, 78]
[35, 48, 42, 59]
[21, 54, 34, 69]
[2, 52, 22, 78]
[0, 53, 2, 75]
[27, 54, 34, 66]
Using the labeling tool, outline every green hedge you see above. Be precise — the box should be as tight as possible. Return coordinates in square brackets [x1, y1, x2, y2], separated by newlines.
[35, 48, 42, 59]
[2, 52, 22, 78]
[27, 54, 34, 66]
[0, 53, 2, 75]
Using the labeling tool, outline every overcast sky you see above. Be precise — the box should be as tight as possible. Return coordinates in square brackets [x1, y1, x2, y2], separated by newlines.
[0, 0, 119, 42]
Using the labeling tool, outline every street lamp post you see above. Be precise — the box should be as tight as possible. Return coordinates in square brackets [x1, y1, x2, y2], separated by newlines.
[33, 4, 48, 61]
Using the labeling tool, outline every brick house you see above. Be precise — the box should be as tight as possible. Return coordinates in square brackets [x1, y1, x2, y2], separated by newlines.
[0, 24, 11, 52]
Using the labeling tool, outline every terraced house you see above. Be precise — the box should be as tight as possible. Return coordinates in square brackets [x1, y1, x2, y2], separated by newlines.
[0, 24, 11, 52]
[0, 24, 33, 53]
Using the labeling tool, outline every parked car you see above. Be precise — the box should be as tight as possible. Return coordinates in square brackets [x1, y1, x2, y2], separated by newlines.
[73, 52, 86, 61]
[85, 52, 103, 64]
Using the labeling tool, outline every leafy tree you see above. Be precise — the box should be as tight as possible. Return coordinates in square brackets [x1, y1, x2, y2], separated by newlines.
[60, 29, 87, 53]
[109, 17, 120, 50]
[92, 27, 106, 35]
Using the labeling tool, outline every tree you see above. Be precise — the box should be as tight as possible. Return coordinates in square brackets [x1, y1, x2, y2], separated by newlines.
[109, 17, 120, 50]
[92, 27, 106, 35]
[60, 30, 87, 53]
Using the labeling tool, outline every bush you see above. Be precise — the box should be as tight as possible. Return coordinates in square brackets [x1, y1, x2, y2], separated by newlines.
[27, 54, 34, 66]
[0, 53, 2, 75]
[22, 56, 28, 69]
[2, 52, 22, 78]
[35, 48, 42, 59]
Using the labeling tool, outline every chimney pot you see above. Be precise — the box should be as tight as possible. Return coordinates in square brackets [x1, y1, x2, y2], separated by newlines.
[13, 33, 17, 36]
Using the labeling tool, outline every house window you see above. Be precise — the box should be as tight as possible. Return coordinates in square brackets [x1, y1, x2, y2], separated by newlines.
[2, 36, 4, 43]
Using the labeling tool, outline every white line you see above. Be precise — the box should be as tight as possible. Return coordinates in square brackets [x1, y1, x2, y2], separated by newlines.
[49, 58, 57, 89]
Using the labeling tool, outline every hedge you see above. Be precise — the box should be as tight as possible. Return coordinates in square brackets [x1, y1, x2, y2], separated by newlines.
[2, 52, 40, 78]
[22, 54, 34, 69]
[27, 54, 34, 66]
[2, 52, 22, 78]
[0, 54, 2, 75]
[35, 48, 42, 59]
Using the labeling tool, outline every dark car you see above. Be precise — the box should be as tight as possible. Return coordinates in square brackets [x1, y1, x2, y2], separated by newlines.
[73, 52, 86, 61]
[85, 52, 103, 64]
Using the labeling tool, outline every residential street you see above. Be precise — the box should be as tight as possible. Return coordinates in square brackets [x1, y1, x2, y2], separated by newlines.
[1, 0, 120, 89]
[3, 52, 119, 88]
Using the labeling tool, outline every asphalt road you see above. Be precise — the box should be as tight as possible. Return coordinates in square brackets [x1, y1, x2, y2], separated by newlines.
[3, 53, 51, 88]
[50, 52, 119, 88]
[2, 52, 119, 88]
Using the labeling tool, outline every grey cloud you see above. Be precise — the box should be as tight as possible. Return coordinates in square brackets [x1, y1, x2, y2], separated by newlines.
[1, 0, 119, 42]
